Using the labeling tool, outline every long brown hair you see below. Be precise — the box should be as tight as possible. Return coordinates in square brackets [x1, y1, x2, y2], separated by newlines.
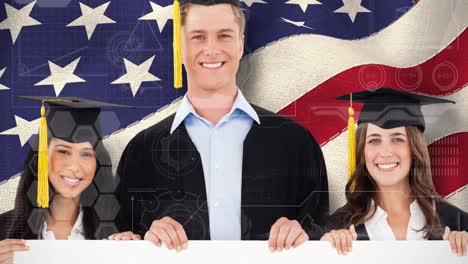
[335, 123, 442, 238]
[6, 139, 114, 240]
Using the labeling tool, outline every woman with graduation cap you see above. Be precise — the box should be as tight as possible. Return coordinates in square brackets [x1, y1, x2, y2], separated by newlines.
[320, 87, 467, 256]
[0, 97, 139, 262]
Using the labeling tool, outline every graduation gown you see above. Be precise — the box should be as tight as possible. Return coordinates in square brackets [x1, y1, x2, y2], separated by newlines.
[324, 201, 468, 240]
[115, 105, 329, 240]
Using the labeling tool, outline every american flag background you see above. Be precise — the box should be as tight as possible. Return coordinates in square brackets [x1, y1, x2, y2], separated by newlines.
[0, 0, 467, 215]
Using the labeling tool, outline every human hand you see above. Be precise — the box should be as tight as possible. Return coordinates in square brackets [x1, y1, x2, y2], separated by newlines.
[0, 239, 29, 264]
[320, 225, 357, 255]
[144, 216, 188, 252]
[443, 227, 467, 256]
[268, 217, 309, 252]
[107, 231, 141, 240]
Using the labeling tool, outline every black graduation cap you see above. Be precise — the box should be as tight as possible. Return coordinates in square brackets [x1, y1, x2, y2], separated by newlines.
[336, 87, 455, 132]
[18, 96, 131, 208]
[19, 96, 131, 143]
[179, 0, 240, 6]
[336, 87, 455, 192]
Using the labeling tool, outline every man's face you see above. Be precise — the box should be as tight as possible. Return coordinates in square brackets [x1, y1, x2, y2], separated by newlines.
[181, 4, 244, 92]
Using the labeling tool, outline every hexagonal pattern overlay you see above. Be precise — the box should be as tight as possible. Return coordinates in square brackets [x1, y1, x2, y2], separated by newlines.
[27, 134, 39, 152]
[94, 142, 112, 166]
[27, 208, 46, 234]
[94, 222, 119, 239]
[80, 183, 98, 207]
[49, 111, 75, 139]
[28, 153, 38, 177]
[97, 111, 121, 137]
[94, 167, 119, 193]
[27, 181, 55, 207]
[93, 194, 120, 221]
[72, 125, 99, 143]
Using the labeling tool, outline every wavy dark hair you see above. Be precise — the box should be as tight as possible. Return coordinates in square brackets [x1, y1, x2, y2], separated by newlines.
[335, 123, 443, 239]
[6, 138, 114, 240]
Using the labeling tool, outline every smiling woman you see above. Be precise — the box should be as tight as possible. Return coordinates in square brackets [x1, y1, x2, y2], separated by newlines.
[363, 124, 413, 193]
[336, 123, 440, 237]
[47, 139, 97, 200]
[0, 97, 139, 263]
[321, 87, 468, 256]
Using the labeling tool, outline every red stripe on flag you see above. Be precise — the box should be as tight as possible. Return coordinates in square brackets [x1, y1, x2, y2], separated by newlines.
[279, 29, 468, 145]
[429, 132, 468, 197]
[278, 29, 467, 199]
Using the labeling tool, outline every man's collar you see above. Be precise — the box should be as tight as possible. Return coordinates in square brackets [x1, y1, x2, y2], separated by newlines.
[231, 89, 260, 125]
[170, 94, 196, 134]
[170, 88, 260, 134]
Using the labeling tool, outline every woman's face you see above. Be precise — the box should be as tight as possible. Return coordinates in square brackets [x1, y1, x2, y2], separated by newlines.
[47, 138, 96, 199]
[364, 123, 412, 190]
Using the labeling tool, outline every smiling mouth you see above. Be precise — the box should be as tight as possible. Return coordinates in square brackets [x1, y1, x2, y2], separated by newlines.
[200, 62, 225, 69]
[376, 163, 399, 170]
[61, 176, 82, 186]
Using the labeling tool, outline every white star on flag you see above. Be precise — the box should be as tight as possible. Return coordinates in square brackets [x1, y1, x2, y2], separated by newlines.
[285, 0, 322, 13]
[0, 1, 41, 44]
[138, 1, 173, 33]
[34, 57, 86, 96]
[111, 55, 161, 97]
[280, 17, 313, 30]
[241, 0, 268, 8]
[0, 116, 40, 147]
[0, 68, 9, 90]
[334, 0, 371, 23]
[66, 2, 116, 40]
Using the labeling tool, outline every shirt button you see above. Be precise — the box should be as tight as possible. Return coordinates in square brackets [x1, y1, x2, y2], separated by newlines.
[215, 163, 219, 169]
[214, 201, 220, 207]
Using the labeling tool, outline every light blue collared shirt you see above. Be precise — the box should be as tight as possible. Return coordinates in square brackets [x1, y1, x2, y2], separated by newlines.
[170, 89, 260, 240]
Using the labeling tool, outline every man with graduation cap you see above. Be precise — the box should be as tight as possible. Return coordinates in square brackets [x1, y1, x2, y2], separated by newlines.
[320, 87, 467, 256]
[115, 0, 329, 251]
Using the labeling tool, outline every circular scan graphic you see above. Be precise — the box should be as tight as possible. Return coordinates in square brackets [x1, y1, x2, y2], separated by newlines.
[358, 64, 387, 89]
[151, 128, 200, 179]
[432, 61, 458, 92]
[395, 66, 423, 91]
[106, 31, 144, 68]
[139, 192, 208, 239]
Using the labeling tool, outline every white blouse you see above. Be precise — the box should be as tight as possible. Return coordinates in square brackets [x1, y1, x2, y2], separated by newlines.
[40, 209, 85, 240]
[365, 200, 430, 240]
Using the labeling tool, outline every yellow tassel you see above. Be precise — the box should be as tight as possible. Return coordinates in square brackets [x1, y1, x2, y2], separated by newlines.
[348, 94, 356, 192]
[173, 0, 183, 89]
[37, 102, 49, 208]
